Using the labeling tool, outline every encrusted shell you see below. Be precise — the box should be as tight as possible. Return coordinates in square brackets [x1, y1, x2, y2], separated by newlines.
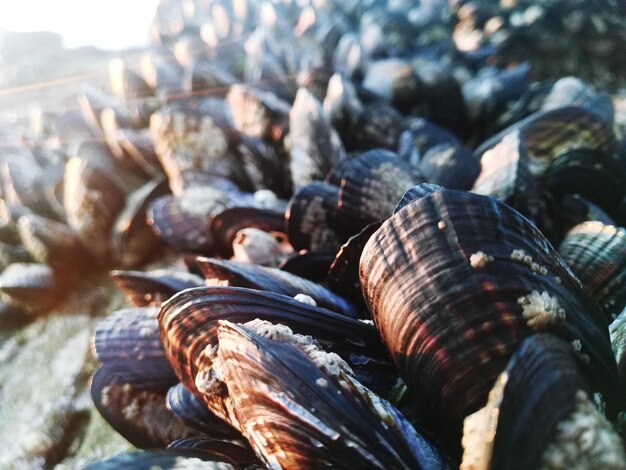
[360, 185, 620, 452]
[213, 320, 446, 469]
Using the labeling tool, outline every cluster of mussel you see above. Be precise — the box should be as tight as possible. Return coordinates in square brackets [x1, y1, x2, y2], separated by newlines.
[2, 0, 626, 468]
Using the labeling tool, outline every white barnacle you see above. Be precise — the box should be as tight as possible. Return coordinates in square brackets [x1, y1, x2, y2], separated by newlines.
[294, 293, 317, 306]
[517, 290, 566, 330]
[540, 390, 625, 469]
[510, 249, 526, 261]
[316, 378, 329, 388]
[438, 220, 446, 231]
[470, 251, 493, 269]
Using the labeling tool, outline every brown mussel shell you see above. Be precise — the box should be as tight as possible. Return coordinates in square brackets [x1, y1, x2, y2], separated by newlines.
[558, 221, 626, 321]
[360, 185, 620, 453]
[191, 257, 358, 317]
[214, 320, 446, 469]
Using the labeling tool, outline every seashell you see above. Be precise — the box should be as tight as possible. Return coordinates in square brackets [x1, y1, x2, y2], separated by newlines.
[82, 448, 240, 470]
[360, 186, 620, 452]
[165, 383, 242, 439]
[90, 365, 204, 449]
[332, 32, 366, 80]
[16, 213, 87, 277]
[359, 9, 418, 58]
[556, 194, 615, 236]
[327, 222, 381, 313]
[78, 85, 130, 132]
[93, 306, 179, 390]
[288, 87, 344, 191]
[63, 157, 126, 261]
[231, 228, 292, 267]
[397, 117, 461, 168]
[0, 152, 65, 221]
[150, 105, 237, 195]
[110, 269, 205, 307]
[278, 250, 335, 283]
[323, 73, 363, 141]
[167, 438, 259, 468]
[361, 58, 422, 111]
[146, 180, 247, 254]
[226, 84, 291, 142]
[158, 286, 392, 408]
[109, 58, 154, 102]
[0, 262, 62, 313]
[285, 181, 364, 253]
[477, 106, 618, 181]
[417, 143, 480, 190]
[540, 76, 614, 123]
[472, 125, 543, 224]
[558, 221, 626, 321]
[0, 200, 28, 245]
[296, 67, 334, 102]
[139, 52, 184, 97]
[344, 103, 407, 151]
[191, 258, 358, 318]
[113, 177, 169, 268]
[461, 334, 624, 470]
[462, 63, 530, 135]
[183, 59, 237, 96]
[210, 206, 285, 259]
[328, 149, 424, 224]
[100, 108, 163, 180]
[0, 242, 32, 271]
[234, 135, 292, 197]
[410, 60, 469, 139]
[212, 320, 446, 469]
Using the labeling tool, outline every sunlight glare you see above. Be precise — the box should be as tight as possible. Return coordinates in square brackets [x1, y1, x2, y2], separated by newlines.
[0, 0, 160, 49]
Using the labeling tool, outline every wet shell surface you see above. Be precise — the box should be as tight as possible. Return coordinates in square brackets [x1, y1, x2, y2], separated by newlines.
[558, 221, 626, 321]
[359, 185, 620, 452]
[213, 320, 446, 469]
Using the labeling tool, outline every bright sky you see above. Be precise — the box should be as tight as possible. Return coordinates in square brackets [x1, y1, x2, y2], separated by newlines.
[0, 0, 160, 49]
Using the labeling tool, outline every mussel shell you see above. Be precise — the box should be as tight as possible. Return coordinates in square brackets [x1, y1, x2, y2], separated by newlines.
[0, 262, 62, 312]
[113, 177, 169, 267]
[344, 103, 407, 151]
[397, 117, 461, 168]
[214, 320, 446, 469]
[556, 194, 615, 236]
[165, 383, 241, 438]
[158, 286, 393, 399]
[285, 181, 364, 252]
[63, 157, 126, 261]
[417, 143, 480, 190]
[490, 335, 600, 470]
[288, 87, 344, 191]
[328, 149, 424, 224]
[167, 438, 258, 467]
[191, 258, 358, 317]
[110, 269, 205, 307]
[461, 334, 591, 470]
[558, 221, 626, 320]
[83, 448, 238, 469]
[323, 73, 363, 140]
[327, 222, 381, 312]
[210, 206, 285, 259]
[90, 366, 204, 449]
[226, 84, 290, 142]
[278, 250, 335, 283]
[360, 186, 620, 451]
[16, 213, 87, 276]
[146, 191, 220, 254]
[93, 306, 178, 391]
